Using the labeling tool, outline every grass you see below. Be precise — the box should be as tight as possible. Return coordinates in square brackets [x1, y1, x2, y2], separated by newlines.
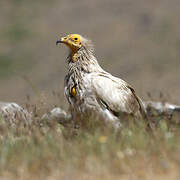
[0, 105, 179, 180]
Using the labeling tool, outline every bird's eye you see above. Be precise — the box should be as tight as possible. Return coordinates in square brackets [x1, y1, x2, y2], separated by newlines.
[74, 37, 78, 40]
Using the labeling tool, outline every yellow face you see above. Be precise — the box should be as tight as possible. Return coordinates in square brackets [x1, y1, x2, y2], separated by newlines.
[58, 34, 82, 52]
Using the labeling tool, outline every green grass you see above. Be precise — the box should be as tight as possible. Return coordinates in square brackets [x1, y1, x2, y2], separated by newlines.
[0, 110, 179, 180]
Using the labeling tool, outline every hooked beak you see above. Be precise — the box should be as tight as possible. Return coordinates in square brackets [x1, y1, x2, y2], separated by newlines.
[56, 37, 66, 45]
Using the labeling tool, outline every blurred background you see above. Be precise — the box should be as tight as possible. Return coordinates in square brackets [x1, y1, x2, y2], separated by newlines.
[0, 0, 180, 105]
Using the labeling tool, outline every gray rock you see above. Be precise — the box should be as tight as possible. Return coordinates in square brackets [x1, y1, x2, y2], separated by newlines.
[143, 101, 180, 115]
[41, 107, 71, 124]
[0, 102, 32, 126]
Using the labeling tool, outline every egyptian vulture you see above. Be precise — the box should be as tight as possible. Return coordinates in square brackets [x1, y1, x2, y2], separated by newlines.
[56, 34, 146, 128]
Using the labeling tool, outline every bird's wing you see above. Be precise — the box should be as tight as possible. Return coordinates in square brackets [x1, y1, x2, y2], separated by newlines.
[92, 73, 141, 115]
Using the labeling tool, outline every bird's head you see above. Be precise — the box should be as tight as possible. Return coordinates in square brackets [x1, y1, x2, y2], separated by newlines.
[56, 34, 93, 54]
[56, 34, 83, 53]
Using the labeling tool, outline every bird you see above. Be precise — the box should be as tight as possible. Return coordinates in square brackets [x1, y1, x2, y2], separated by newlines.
[56, 34, 146, 128]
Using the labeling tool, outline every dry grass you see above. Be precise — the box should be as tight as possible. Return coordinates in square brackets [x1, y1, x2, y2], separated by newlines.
[0, 97, 180, 180]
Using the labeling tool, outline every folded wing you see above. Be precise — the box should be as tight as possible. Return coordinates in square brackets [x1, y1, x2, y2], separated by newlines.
[92, 73, 143, 116]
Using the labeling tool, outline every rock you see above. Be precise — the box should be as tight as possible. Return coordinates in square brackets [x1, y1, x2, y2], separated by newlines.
[0, 102, 32, 126]
[41, 107, 71, 125]
[144, 101, 180, 115]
